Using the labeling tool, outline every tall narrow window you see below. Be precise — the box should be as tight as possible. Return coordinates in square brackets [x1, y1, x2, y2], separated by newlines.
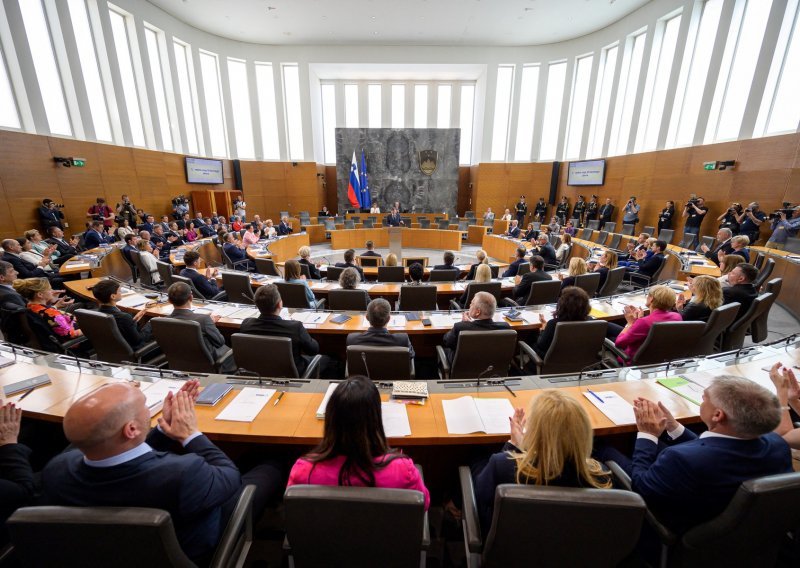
[0, 41, 21, 128]
[227, 58, 254, 159]
[539, 61, 567, 161]
[321, 83, 336, 163]
[368, 84, 381, 128]
[514, 65, 539, 161]
[173, 39, 200, 155]
[282, 63, 303, 160]
[344, 84, 358, 127]
[764, 1, 800, 134]
[108, 7, 144, 145]
[490, 65, 514, 160]
[391, 84, 404, 128]
[437, 84, 451, 128]
[68, 0, 111, 140]
[564, 54, 594, 160]
[255, 62, 279, 159]
[636, 13, 682, 152]
[414, 84, 427, 128]
[459, 84, 475, 165]
[19, 0, 71, 135]
[199, 50, 227, 157]
[144, 26, 172, 150]
[587, 46, 618, 158]
[608, 31, 646, 156]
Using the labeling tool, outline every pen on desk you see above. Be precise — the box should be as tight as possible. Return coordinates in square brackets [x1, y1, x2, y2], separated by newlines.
[502, 383, 517, 398]
[18, 387, 36, 400]
[273, 391, 285, 406]
[586, 389, 604, 404]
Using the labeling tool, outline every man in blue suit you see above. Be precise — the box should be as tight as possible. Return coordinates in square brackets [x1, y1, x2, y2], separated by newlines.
[83, 221, 111, 249]
[501, 247, 528, 278]
[609, 376, 791, 534]
[505, 220, 520, 238]
[180, 251, 222, 299]
[42, 381, 281, 563]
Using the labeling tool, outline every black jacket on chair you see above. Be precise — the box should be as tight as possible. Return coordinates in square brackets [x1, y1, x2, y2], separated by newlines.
[0, 443, 35, 542]
[180, 268, 221, 299]
[299, 258, 321, 280]
[240, 314, 319, 374]
[705, 239, 734, 265]
[512, 270, 552, 303]
[346, 327, 415, 359]
[442, 318, 511, 352]
[98, 305, 151, 349]
[168, 308, 233, 370]
[46, 237, 79, 261]
[723, 283, 758, 320]
[1, 253, 49, 280]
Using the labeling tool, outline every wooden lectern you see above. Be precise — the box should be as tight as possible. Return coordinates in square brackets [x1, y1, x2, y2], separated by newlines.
[388, 227, 403, 260]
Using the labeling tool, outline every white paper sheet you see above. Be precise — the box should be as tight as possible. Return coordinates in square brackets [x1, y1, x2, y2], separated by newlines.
[316, 383, 339, 418]
[117, 294, 149, 308]
[430, 313, 461, 327]
[357, 283, 375, 291]
[442, 396, 515, 434]
[582, 390, 636, 425]
[474, 398, 515, 434]
[212, 305, 243, 318]
[228, 307, 259, 320]
[67, 263, 90, 270]
[388, 315, 407, 327]
[291, 312, 329, 325]
[143, 379, 186, 415]
[381, 401, 412, 437]
[215, 387, 275, 422]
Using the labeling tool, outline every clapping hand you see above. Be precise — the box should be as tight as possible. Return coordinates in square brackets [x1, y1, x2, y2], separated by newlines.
[509, 407, 526, 448]
[0, 402, 22, 446]
[623, 305, 641, 325]
[633, 398, 667, 437]
[769, 363, 800, 406]
[158, 385, 200, 444]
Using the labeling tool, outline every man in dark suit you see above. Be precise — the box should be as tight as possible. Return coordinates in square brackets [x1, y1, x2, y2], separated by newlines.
[512, 255, 552, 303]
[701, 228, 734, 265]
[165, 281, 235, 372]
[432, 250, 460, 275]
[82, 221, 111, 250]
[150, 224, 171, 258]
[598, 198, 615, 229]
[334, 249, 366, 282]
[1, 239, 54, 282]
[46, 227, 79, 263]
[0, 261, 27, 346]
[42, 381, 281, 563]
[138, 214, 156, 234]
[502, 247, 529, 278]
[0, 401, 35, 543]
[533, 234, 557, 266]
[180, 251, 223, 300]
[722, 263, 759, 319]
[91, 279, 152, 350]
[442, 292, 511, 362]
[505, 220, 520, 238]
[121, 233, 139, 265]
[240, 284, 321, 375]
[277, 216, 292, 236]
[346, 298, 415, 359]
[222, 232, 255, 272]
[628, 240, 667, 279]
[601, 376, 791, 534]
[385, 208, 403, 227]
[361, 240, 381, 258]
[38, 199, 64, 231]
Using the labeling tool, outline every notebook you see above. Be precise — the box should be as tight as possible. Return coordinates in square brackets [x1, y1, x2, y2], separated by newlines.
[442, 396, 514, 434]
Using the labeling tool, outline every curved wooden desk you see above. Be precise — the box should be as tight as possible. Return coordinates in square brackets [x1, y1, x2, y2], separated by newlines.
[330, 228, 462, 252]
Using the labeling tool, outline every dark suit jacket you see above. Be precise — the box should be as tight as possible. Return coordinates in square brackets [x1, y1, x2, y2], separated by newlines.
[599, 204, 615, 223]
[83, 229, 108, 250]
[38, 206, 64, 229]
[46, 237, 78, 261]
[1, 253, 48, 280]
[138, 222, 155, 234]
[334, 261, 365, 281]
[723, 283, 758, 320]
[635, 253, 665, 278]
[99, 305, 151, 349]
[361, 250, 381, 258]
[0, 285, 27, 344]
[122, 245, 137, 264]
[181, 268, 221, 299]
[385, 214, 402, 227]
[299, 258, 321, 280]
[513, 270, 552, 303]
[239, 314, 319, 374]
[199, 224, 216, 238]
[0, 443, 35, 542]
[506, 226, 520, 238]
[432, 263, 458, 272]
[168, 308, 231, 367]
[465, 263, 494, 281]
[536, 244, 558, 266]
[277, 222, 292, 236]
[346, 327, 415, 359]
[630, 430, 791, 533]
[442, 318, 512, 354]
[502, 258, 527, 278]
[705, 239, 734, 265]
[223, 243, 248, 263]
[42, 428, 241, 561]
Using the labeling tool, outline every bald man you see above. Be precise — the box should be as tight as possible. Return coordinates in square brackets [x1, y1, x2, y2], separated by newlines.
[42, 381, 280, 562]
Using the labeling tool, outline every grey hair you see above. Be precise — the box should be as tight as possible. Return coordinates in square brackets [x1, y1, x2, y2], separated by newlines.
[708, 376, 781, 438]
[719, 228, 733, 238]
[472, 291, 497, 318]
[339, 267, 360, 290]
[366, 298, 391, 328]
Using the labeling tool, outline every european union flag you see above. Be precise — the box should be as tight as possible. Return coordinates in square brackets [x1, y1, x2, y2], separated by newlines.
[360, 150, 371, 209]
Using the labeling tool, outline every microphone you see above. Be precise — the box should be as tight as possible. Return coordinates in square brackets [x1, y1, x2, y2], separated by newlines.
[361, 352, 372, 380]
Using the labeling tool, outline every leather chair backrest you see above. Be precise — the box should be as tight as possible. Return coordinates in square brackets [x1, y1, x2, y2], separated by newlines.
[632, 321, 707, 365]
[403, 257, 427, 268]
[129, 250, 147, 285]
[482, 485, 645, 568]
[231, 333, 298, 378]
[586, 220, 599, 230]
[549, 235, 561, 248]
[752, 258, 775, 290]
[298, 262, 311, 279]
[749, 291, 778, 344]
[649, 255, 668, 281]
[419, 218, 431, 229]
[398, 285, 438, 311]
[401, 217, 411, 226]
[451, 330, 518, 380]
[221, 271, 255, 305]
[274, 281, 312, 309]
[785, 237, 800, 254]
[325, 266, 344, 281]
[429, 269, 458, 282]
[323, 218, 336, 230]
[255, 258, 281, 277]
[156, 260, 174, 287]
[367, 216, 377, 223]
[678, 472, 800, 566]
[542, 320, 608, 374]
[764, 277, 782, 297]
[752, 252, 765, 270]
[573, 272, 602, 297]
[580, 228, 592, 240]
[362, 219, 374, 228]
[344, 220, 355, 229]
[377, 266, 405, 283]
[7, 506, 194, 568]
[594, 231, 608, 245]
[606, 233, 622, 250]
[604, 222, 616, 234]
[597, 267, 626, 297]
[658, 228, 674, 243]
[696, 302, 740, 355]
[524, 280, 562, 306]
[458, 220, 469, 231]
[517, 262, 531, 276]
[334, 216, 344, 223]
[463, 282, 502, 305]
[358, 256, 381, 267]
[346, 345, 413, 381]
[697, 235, 715, 254]
[678, 232, 693, 248]
[170, 274, 207, 300]
[350, 216, 360, 223]
[73, 309, 134, 363]
[284, 485, 425, 568]
[642, 225, 656, 236]
[150, 318, 215, 373]
[723, 293, 774, 351]
[621, 223, 635, 236]
[438, 220, 450, 230]
[328, 289, 370, 311]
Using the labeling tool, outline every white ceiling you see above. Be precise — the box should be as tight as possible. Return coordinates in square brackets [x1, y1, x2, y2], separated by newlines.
[146, 0, 654, 46]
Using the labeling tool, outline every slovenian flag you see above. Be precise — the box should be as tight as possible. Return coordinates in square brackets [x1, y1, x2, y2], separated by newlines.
[360, 150, 371, 209]
[347, 151, 361, 208]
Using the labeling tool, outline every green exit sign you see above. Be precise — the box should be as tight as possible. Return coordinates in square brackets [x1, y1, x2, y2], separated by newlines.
[72, 159, 86, 167]
[703, 161, 717, 170]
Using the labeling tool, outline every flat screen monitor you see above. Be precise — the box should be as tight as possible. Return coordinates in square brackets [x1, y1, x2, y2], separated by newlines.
[185, 157, 224, 184]
[567, 159, 606, 186]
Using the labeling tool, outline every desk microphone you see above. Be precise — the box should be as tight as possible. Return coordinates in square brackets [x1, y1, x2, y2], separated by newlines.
[361, 352, 372, 380]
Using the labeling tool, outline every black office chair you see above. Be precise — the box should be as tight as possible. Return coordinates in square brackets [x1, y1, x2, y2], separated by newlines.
[785, 236, 800, 253]
[150, 318, 234, 373]
[397, 285, 438, 311]
[593, 230, 609, 245]
[459, 467, 645, 568]
[623, 256, 667, 289]
[16, 309, 89, 356]
[516, 262, 531, 276]
[606, 233, 623, 250]
[604, 222, 616, 234]
[403, 257, 427, 268]
[429, 269, 459, 282]
[519, 320, 609, 375]
[721, 293, 775, 351]
[221, 271, 255, 305]
[419, 218, 431, 229]
[642, 225, 656, 236]
[696, 235, 715, 254]
[580, 228, 593, 240]
[596, 267, 626, 297]
[7, 486, 256, 568]
[254, 258, 281, 277]
[346, 345, 415, 380]
[507, 279, 561, 307]
[658, 228, 674, 243]
[362, 219, 374, 228]
[449, 281, 502, 310]
[231, 334, 321, 378]
[325, 266, 344, 281]
[156, 260, 174, 287]
[344, 220, 355, 229]
[328, 289, 370, 311]
[129, 250, 160, 288]
[696, 302, 740, 355]
[170, 274, 226, 301]
[604, 321, 707, 366]
[377, 265, 406, 283]
[323, 218, 336, 231]
[73, 309, 164, 366]
[436, 330, 519, 380]
[274, 281, 325, 310]
[677, 232, 694, 249]
[358, 256, 382, 267]
[218, 244, 250, 271]
[621, 223, 635, 236]
[752, 257, 775, 290]
[573, 272, 602, 297]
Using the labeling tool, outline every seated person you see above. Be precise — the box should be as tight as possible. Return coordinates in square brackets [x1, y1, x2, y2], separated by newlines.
[502, 247, 528, 278]
[701, 228, 734, 265]
[384, 253, 399, 267]
[334, 249, 366, 282]
[149, 225, 170, 258]
[592, 250, 617, 291]
[473, 389, 609, 532]
[43, 381, 281, 563]
[717, 254, 745, 289]
[91, 279, 153, 349]
[241, 224, 260, 246]
[180, 251, 222, 300]
[457, 264, 492, 308]
[512, 255, 552, 304]
[558, 257, 587, 289]
[522, 223, 537, 241]
[620, 233, 651, 260]
[184, 222, 198, 242]
[676, 275, 723, 322]
[287, 376, 429, 508]
[361, 240, 381, 258]
[277, 216, 292, 236]
[442, 292, 510, 362]
[165, 282, 235, 373]
[628, 239, 667, 279]
[222, 232, 256, 272]
[505, 220, 520, 238]
[26, 229, 66, 266]
[2, 239, 52, 281]
[500, 209, 512, 221]
[283, 259, 319, 309]
[721, 235, 750, 264]
[614, 285, 681, 361]
[240, 284, 321, 375]
[464, 249, 493, 281]
[346, 298, 414, 358]
[338, 267, 369, 308]
[46, 226, 79, 263]
[298, 245, 321, 279]
[18, 237, 56, 273]
[408, 262, 424, 285]
[263, 219, 277, 239]
[0, 402, 35, 544]
[599, 377, 791, 534]
[83, 221, 112, 249]
[432, 250, 459, 274]
[385, 208, 403, 227]
[555, 233, 572, 265]
[547, 216, 560, 235]
[135, 240, 162, 283]
[722, 263, 759, 319]
[533, 234, 557, 267]
[13, 277, 82, 346]
[533, 287, 591, 358]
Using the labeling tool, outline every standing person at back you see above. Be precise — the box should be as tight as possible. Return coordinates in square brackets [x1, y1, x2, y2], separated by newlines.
[622, 196, 640, 232]
[598, 198, 615, 229]
[442, 292, 510, 363]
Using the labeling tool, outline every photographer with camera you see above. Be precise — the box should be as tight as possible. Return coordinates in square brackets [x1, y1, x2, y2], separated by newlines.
[115, 194, 138, 226]
[38, 199, 65, 231]
[734, 201, 766, 245]
[681, 195, 708, 246]
[233, 196, 247, 222]
[623, 196, 640, 232]
[717, 202, 743, 233]
[86, 198, 115, 232]
[765, 206, 800, 250]
[172, 196, 189, 220]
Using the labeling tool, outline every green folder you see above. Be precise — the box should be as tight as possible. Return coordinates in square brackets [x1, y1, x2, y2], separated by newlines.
[656, 376, 702, 406]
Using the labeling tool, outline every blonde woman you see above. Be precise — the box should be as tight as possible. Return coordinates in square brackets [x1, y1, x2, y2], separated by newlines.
[298, 245, 321, 279]
[136, 240, 162, 284]
[457, 264, 492, 308]
[718, 254, 745, 288]
[385, 253, 398, 267]
[465, 249, 490, 280]
[720, 235, 750, 264]
[25, 229, 61, 265]
[473, 389, 610, 531]
[558, 257, 587, 289]
[593, 249, 617, 291]
[615, 285, 682, 361]
[555, 233, 572, 265]
[676, 275, 723, 322]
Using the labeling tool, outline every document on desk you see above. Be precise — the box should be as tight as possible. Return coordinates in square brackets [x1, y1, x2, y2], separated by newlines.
[381, 402, 411, 437]
[388, 315, 407, 327]
[117, 294, 149, 309]
[291, 312, 329, 325]
[357, 283, 376, 291]
[143, 379, 186, 417]
[656, 377, 703, 407]
[316, 382, 340, 418]
[582, 391, 636, 425]
[211, 305, 243, 318]
[228, 307, 259, 320]
[442, 396, 515, 434]
[216, 387, 276, 422]
[430, 313, 461, 328]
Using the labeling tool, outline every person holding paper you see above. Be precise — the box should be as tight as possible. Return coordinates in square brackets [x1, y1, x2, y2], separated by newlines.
[287, 376, 429, 509]
[347, 299, 415, 359]
[614, 286, 682, 362]
[442, 292, 510, 363]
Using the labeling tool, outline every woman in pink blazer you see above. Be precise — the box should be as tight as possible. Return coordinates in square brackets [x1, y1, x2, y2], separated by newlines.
[287, 376, 430, 509]
[614, 285, 681, 361]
